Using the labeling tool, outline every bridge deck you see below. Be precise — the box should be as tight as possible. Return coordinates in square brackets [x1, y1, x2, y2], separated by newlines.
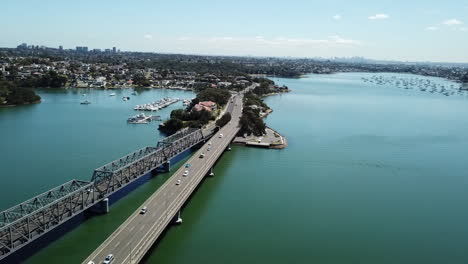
[82, 93, 243, 264]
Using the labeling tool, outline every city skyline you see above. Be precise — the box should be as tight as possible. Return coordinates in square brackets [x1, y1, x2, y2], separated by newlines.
[2, 0, 468, 63]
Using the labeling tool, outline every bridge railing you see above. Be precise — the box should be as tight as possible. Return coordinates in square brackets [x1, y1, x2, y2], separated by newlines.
[0, 180, 94, 257]
[92, 128, 206, 196]
[0, 128, 211, 261]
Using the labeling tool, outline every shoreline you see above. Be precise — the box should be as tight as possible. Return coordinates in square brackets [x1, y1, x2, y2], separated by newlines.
[234, 89, 288, 149]
[0, 100, 41, 108]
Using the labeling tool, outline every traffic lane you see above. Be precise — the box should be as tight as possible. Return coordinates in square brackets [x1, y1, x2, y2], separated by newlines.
[86, 96, 244, 263]
[107, 122, 237, 262]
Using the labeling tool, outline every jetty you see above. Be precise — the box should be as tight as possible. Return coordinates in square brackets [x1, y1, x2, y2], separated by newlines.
[134, 97, 181, 111]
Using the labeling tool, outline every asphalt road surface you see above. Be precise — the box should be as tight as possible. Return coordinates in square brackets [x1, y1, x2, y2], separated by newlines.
[83, 91, 245, 264]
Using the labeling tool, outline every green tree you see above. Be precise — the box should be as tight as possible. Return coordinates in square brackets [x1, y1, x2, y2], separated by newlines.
[197, 88, 231, 106]
[216, 112, 232, 127]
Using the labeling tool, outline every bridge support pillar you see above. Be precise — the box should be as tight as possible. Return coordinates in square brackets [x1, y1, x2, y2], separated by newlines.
[88, 198, 109, 214]
[162, 160, 171, 172]
[172, 211, 183, 225]
[208, 168, 215, 177]
[152, 160, 171, 175]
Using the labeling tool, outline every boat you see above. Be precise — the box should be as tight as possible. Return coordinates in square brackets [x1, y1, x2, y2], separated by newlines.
[122, 96, 130, 101]
[109, 93, 116, 96]
[133, 97, 181, 111]
[127, 113, 152, 124]
[80, 100, 91, 105]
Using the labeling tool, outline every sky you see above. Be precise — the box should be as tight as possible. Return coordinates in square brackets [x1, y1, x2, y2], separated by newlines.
[1, 0, 468, 62]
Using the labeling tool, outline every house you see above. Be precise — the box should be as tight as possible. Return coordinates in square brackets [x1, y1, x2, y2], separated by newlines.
[193, 101, 217, 112]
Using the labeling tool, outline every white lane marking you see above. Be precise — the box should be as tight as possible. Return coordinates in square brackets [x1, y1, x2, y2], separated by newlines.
[140, 225, 146, 231]
[86, 98, 244, 263]
[129, 225, 135, 232]
[114, 241, 121, 248]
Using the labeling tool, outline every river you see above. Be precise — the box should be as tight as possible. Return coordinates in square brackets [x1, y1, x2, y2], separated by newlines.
[2, 73, 468, 263]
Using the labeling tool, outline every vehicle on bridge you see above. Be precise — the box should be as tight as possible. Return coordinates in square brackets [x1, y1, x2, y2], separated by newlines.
[103, 254, 114, 264]
[183, 170, 189, 176]
[176, 179, 181, 185]
[199, 153, 205, 158]
[185, 163, 190, 168]
[140, 206, 147, 214]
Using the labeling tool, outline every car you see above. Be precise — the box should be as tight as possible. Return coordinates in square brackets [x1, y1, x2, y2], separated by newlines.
[185, 163, 190, 168]
[208, 142, 212, 145]
[176, 180, 181, 185]
[219, 133, 223, 138]
[88, 261, 95, 264]
[207, 146, 211, 151]
[199, 153, 205, 158]
[103, 254, 114, 264]
[183, 170, 189, 177]
[140, 206, 147, 214]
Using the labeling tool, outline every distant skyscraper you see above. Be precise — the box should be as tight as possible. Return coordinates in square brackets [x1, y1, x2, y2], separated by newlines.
[17, 43, 27, 49]
[105, 49, 111, 53]
[76, 46, 89, 52]
[112, 47, 116, 53]
[59, 45, 63, 51]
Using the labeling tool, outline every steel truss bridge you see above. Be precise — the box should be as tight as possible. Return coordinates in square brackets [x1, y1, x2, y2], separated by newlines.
[0, 128, 211, 261]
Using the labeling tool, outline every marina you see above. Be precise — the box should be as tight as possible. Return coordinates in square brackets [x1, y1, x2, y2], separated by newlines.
[134, 97, 182, 111]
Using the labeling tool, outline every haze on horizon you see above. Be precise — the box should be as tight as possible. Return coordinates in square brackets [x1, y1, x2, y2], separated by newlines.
[2, 0, 468, 63]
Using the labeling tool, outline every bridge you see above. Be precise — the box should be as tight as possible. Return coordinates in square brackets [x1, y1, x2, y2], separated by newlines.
[82, 93, 244, 263]
[0, 126, 215, 261]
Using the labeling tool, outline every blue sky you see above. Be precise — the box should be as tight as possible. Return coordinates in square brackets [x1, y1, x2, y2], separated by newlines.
[2, 0, 468, 62]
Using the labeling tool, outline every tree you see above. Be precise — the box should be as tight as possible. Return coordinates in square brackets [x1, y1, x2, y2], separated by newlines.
[462, 72, 468, 83]
[197, 88, 231, 106]
[133, 73, 150, 87]
[239, 108, 266, 136]
[216, 112, 231, 127]
[159, 118, 183, 135]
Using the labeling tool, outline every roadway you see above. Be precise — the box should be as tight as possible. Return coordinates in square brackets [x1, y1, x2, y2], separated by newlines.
[83, 91, 245, 264]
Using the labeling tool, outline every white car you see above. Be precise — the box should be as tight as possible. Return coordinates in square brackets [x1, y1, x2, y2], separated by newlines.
[219, 133, 223, 138]
[103, 254, 114, 264]
[88, 261, 95, 264]
[199, 153, 205, 158]
[176, 180, 181, 185]
[140, 206, 147, 214]
[183, 170, 189, 177]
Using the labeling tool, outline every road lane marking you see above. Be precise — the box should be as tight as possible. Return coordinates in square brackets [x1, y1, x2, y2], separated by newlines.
[85, 93, 245, 263]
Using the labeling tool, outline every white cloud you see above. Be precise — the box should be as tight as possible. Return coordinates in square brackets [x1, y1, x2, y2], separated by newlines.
[425, 26, 439, 31]
[443, 19, 463, 25]
[368, 14, 389, 20]
[333, 14, 342, 20]
[143, 34, 153, 40]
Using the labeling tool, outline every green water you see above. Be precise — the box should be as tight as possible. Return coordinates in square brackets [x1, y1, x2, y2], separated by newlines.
[2, 73, 468, 263]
